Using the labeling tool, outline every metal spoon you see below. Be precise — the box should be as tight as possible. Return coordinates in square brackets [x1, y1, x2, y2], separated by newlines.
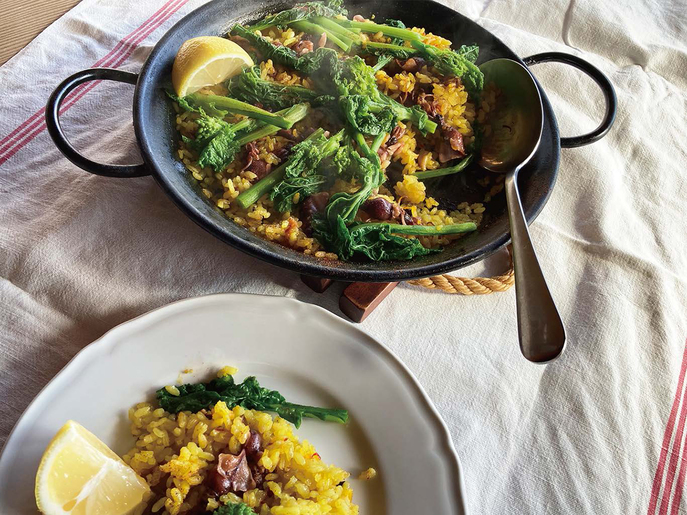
[478, 59, 566, 363]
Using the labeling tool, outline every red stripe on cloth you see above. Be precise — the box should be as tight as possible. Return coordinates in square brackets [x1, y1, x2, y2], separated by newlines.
[670, 410, 687, 514]
[648, 340, 687, 515]
[660, 372, 687, 515]
[0, 0, 186, 165]
[0, 0, 177, 151]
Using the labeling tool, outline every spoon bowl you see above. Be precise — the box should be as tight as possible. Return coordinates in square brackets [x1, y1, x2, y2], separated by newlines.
[478, 58, 566, 363]
[478, 59, 544, 173]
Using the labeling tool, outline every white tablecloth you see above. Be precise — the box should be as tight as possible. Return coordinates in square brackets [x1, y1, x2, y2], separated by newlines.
[1, 0, 686, 513]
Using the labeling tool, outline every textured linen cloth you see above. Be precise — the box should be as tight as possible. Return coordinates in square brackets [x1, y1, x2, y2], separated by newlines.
[1, 0, 686, 513]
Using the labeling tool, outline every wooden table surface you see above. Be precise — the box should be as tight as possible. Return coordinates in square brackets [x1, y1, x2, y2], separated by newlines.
[0, 0, 82, 66]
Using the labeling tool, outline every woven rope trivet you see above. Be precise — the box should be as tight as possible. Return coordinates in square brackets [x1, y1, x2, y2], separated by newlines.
[407, 245, 514, 295]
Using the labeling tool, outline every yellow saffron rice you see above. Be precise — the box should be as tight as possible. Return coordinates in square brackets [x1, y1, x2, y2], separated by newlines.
[123, 399, 357, 515]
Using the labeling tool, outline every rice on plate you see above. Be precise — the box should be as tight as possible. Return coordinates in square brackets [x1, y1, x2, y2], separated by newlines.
[124, 366, 359, 515]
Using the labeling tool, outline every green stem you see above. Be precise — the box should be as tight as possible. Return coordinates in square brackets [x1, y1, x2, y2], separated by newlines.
[323, 129, 346, 153]
[363, 41, 417, 61]
[346, 20, 422, 41]
[291, 20, 351, 51]
[380, 222, 477, 235]
[228, 118, 256, 134]
[414, 155, 474, 180]
[187, 94, 294, 129]
[370, 132, 386, 153]
[364, 41, 412, 52]
[235, 103, 310, 146]
[353, 131, 375, 161]
[312, 17, 360, 42]
[333, 19, 361, 33]
[236, 129, 325, 209]
[236, 162, 288, 209]
[278, 403, 349, 424]
[418, 117, 437, 134]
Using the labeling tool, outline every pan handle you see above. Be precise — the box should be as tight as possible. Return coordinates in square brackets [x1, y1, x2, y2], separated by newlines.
[46, 68, 150, 178]
[523, 52, 617, 149]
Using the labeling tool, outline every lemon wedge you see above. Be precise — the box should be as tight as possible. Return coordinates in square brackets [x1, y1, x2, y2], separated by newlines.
[35, 421, 149, 515]
[172, 36, 254, 97]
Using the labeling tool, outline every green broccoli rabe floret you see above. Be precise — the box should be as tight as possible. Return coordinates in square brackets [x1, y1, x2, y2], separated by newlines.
[228, 65, 334, 110]
[339, 57, 435, 133]
[314, 219, 477, 261]
[156, 372, 348, 428]
[316, 56, 436, 135]
[247, 0, 347, 32]
[337, 20, 484, 97]
[270, 130, 346, 212]
[170, 98, 310, 172]
[194, 124, 240, 171]
[176, 111, 249, 172]
[410, 40, 483, 97]
[310, 132, 384, 251]
[236, 128, 324, 209]
[235, 129, 346, 211]
[309, 129, 476, 261]
[230, 25, 339, 74]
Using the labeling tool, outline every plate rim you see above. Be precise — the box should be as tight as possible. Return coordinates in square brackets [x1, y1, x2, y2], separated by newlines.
[0, 293, 468, 514]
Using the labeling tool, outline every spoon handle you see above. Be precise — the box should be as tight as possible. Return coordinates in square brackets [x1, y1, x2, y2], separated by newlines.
[504, 172, 566, 363]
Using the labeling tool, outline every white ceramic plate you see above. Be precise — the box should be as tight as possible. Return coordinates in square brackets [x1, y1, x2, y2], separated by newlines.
[0, 294, 466, 514]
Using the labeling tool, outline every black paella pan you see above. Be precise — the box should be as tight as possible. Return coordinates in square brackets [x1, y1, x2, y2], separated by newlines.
[45, 0, 617, 282]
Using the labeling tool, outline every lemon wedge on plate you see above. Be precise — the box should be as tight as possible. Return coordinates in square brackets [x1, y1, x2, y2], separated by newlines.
[172, 36, 254, 97]
[35, 421, 149, 515]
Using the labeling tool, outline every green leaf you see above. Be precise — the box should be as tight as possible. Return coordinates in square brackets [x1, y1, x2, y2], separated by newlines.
[214, 501, 257, 515]
[383, 18, 408, 47]
[458, 44, 479, 63]
[197, 126, 241, 171]
[348, 222, 439, 261]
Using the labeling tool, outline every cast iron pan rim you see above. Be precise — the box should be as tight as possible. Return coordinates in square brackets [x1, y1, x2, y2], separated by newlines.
[133, 0, 560, 282]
